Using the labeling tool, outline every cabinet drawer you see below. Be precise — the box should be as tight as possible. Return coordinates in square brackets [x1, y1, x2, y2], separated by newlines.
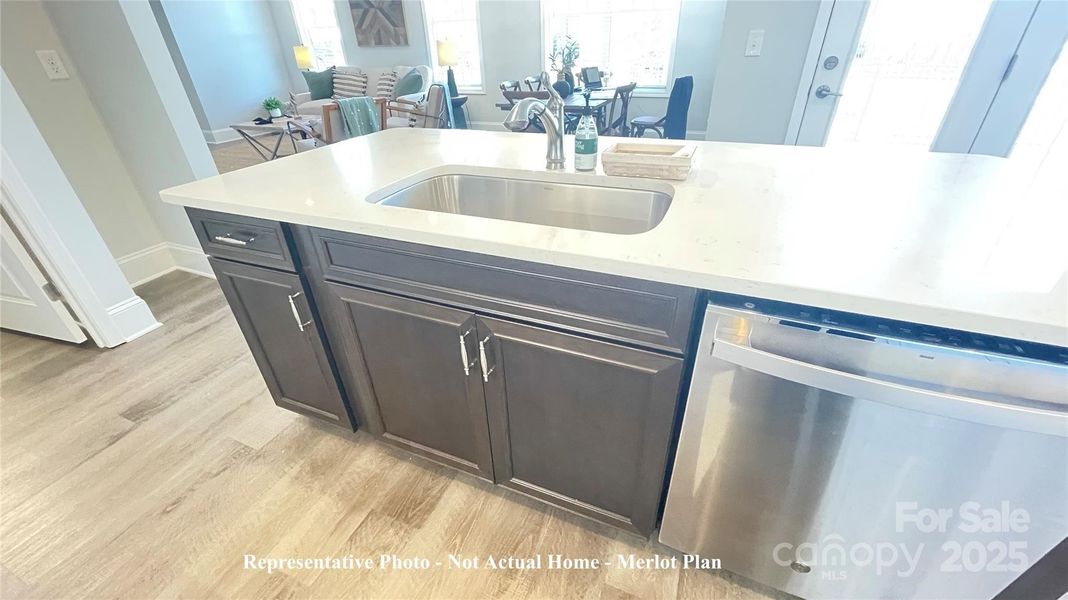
[304, 228, 697, 354]
[187, 208, 295, 271]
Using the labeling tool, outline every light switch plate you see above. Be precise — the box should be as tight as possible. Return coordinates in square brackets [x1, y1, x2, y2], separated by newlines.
[745, 29, 765, 57]
[35, 50, 70, 80]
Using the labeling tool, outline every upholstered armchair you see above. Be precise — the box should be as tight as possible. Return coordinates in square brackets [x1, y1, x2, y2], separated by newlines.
[384, 84, 452, 129]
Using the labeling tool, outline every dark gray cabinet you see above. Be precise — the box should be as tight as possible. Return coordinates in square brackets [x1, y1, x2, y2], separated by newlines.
[322, 283, 494, 481]
[204, 221, 698, 537]
[209, 258, 352, 428]
[477, 316, 684, 535]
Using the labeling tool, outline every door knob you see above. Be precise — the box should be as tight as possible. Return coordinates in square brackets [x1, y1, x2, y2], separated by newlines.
[815, 85, 843, 99]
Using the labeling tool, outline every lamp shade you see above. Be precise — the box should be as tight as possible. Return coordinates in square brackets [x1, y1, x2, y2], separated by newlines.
[436, 39, 458, 67]
[293, 45, 314, 71]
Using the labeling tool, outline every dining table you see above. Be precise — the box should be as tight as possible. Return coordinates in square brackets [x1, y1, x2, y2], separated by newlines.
[495, 88, 617, 133]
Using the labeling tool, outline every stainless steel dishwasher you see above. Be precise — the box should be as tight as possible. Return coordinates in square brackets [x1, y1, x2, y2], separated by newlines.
[659, 294, 1068, 600]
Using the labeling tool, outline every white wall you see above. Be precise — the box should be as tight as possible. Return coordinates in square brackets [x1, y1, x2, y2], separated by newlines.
[155, 0, 294, 142]
[43, 0, 216, 276]
[705, 0, 822, 143]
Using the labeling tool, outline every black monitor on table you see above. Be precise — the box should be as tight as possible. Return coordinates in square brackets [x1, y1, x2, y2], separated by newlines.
[581, 67, 603, 90]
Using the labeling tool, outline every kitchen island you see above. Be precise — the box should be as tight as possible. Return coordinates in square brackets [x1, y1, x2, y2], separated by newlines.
[163, 128, 1067, 347]
[160, 127, 1067, 542]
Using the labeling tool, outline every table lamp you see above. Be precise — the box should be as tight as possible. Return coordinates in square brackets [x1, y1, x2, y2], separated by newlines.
[293, 45, 314, 71]
[436, 39, 459, 97]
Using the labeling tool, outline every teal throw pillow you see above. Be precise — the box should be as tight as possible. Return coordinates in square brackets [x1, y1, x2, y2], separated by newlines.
[302, 67, 334, 101]
[393, 69, 424, 98]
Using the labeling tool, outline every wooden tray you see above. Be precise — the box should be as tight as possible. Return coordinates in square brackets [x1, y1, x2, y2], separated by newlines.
[601, 142, 695, 180]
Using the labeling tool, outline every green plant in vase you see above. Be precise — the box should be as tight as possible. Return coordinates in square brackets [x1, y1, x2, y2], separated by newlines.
[262, 96, 284, 118]
[548, 35, 580, 88]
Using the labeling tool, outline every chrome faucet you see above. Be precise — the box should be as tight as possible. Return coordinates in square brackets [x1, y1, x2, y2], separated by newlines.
[503, 72, 565, 170]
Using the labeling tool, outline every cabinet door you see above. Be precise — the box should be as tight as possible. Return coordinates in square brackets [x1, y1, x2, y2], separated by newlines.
[324, 283, 494, 481]
[209, 258, 352, 427]
[477, 316, 684, 535]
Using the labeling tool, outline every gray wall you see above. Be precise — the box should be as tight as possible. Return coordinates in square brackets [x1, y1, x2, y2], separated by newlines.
[155, 0, 293, 137]
[0, 0, 165, 261]
[705, 0, 822, 143]
[43, 0, 217, 251]
[341, 0, 430, 68]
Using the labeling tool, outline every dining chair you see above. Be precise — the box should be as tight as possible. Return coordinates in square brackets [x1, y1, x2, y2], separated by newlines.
[601, 82, 637, 136]
[499, 80, 522, 92]
[630, 76, 693, 139]
[523, 75, 543, 91]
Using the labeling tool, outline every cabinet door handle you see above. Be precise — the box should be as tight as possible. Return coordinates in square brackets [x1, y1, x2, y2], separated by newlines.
[287, 292, 312, 332]
[478, 335, 495, 382]
[213, 232, 257, 246]
[459, 329, 475, 376]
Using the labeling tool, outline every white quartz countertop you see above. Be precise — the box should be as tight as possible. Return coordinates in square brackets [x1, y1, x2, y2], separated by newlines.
[161, 128, 1068, 347]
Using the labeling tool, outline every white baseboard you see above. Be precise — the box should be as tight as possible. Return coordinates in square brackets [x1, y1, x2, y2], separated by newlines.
[203, 128, 238, 144]
[117, 242, 174, 288]
[168, 243, 212, 277]
[106, 295, 162, 343]
[203, 127, 278, 145]
[203, 127, 272, 145]
[118, 242, 212, 288]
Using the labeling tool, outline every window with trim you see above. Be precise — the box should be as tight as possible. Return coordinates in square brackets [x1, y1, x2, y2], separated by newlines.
[290, 0, 345, 71]
[542, 0, 681, 90]
[423, 0, 484, 92]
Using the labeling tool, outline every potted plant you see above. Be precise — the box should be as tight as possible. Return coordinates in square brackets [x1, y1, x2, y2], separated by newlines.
[262, 97, 284, 118]
[548, 35, 580, 88]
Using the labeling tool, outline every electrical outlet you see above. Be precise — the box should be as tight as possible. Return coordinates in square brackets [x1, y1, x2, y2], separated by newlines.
[35, 50, 69, 80]
[745, 29, 765, 57]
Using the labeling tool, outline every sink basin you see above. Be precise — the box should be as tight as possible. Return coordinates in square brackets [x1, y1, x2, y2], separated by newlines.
[373, 174, 672, 235]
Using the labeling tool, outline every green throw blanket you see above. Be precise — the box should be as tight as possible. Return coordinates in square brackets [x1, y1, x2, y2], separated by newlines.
[336, 96, 380, 138]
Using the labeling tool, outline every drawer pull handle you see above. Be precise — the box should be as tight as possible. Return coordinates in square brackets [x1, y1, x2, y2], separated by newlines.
[287, 292, 312, 332]
[213, 232, 257, 246]
[478, 336, 495, 382]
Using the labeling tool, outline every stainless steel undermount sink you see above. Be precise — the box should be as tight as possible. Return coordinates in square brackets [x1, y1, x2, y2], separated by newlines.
[372, 173, 672, 235]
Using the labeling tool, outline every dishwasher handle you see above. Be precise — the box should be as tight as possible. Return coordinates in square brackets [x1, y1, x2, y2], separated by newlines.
[712, 338, 1068, 438]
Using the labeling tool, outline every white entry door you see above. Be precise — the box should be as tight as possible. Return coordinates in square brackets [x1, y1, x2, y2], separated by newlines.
[789, 0, 1067, 156]
[1, 205, 86, 343]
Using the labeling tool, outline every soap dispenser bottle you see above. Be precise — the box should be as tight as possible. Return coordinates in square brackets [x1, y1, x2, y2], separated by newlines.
[574, 92, 598, 171]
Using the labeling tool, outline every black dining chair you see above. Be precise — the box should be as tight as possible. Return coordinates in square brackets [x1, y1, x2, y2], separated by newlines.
[522, 75, 543, 91]
[499, 80, 521, 92]
[601, 82, 637, 136]
[630, 76, 693, 139]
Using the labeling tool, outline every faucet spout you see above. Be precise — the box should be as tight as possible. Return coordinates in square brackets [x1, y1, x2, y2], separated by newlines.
[502, 72, 566, 170]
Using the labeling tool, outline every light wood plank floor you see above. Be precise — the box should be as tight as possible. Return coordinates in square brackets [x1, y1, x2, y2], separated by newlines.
[0, 271, 786, 599]
[210, 137, 296, 174]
